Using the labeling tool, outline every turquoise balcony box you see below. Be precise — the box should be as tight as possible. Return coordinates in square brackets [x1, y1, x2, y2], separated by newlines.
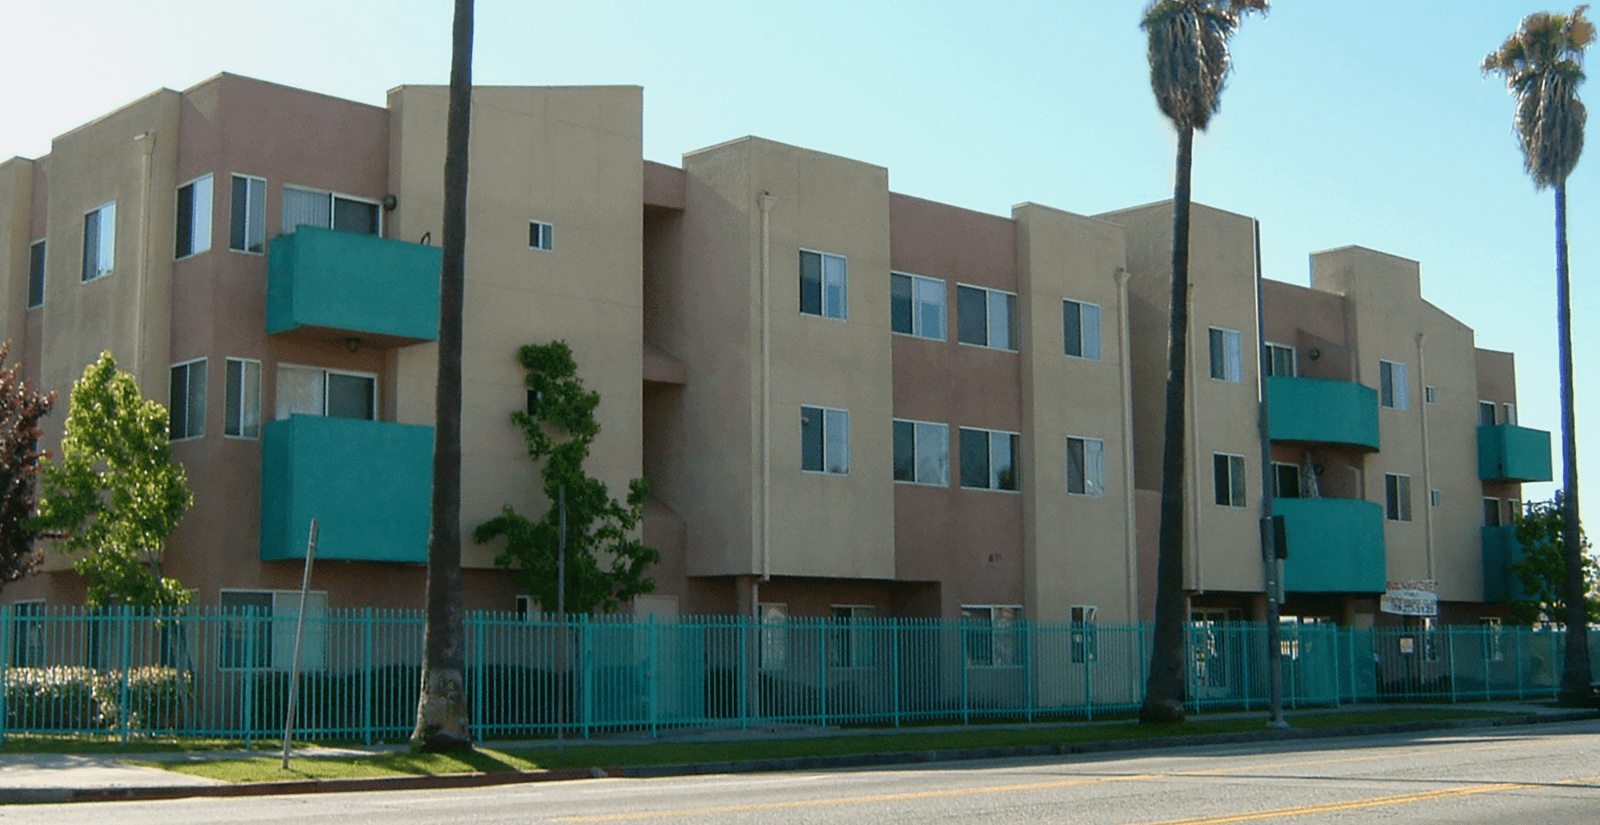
[1277, 497, 1386, 593]
[1477, 424, 1553, 482]
[261, 416, 433, 563]
[1481, 525, 1526, 602]
[267, 226, 440, 345]
[1267, 377, 1380, 451]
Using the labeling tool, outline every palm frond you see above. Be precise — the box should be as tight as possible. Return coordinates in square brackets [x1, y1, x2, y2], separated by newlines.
[1485, 6, 1591, 188]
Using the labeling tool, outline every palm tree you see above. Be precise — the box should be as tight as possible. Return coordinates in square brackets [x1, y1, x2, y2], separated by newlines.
[412, 0, 475, 751]
[1138, 0, 1267, 724]
[1484, 6, 1595, 707]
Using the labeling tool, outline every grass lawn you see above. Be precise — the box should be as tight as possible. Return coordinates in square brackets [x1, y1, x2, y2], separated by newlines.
[141, 707, 1513, 784]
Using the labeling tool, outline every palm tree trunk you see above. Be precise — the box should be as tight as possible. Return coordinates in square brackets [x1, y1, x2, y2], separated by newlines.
[412, 0, 474, 752]
[1554, 183, 1592, 706]
[1141, 124, 1195, 724]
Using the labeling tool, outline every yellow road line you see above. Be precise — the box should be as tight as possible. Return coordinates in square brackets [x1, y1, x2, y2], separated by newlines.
[1126, 783, 1534, 825]
[550, 773, 1162, 822]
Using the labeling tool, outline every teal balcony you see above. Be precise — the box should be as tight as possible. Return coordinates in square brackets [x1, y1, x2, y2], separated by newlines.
[261, 415, 433, 563]
[267, 225, 440, 345]
[1477, 424, 1553, 483]
[1267, 377, 1380, 451]
[1481, 525, 1527, 602]
[1277, 497, 1386, 593]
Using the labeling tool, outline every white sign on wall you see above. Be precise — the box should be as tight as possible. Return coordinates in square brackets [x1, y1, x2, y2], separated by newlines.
[1380, 579, 1438, 617]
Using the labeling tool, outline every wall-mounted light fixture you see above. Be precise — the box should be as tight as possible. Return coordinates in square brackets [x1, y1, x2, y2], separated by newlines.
[382, 194, 398, 211]
[1308, 347, 1321, 360]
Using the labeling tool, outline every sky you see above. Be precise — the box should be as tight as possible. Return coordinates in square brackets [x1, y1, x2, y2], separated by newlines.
[2, 0, 1594, 505]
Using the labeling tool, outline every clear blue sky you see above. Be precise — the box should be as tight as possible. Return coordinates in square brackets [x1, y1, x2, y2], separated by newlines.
[4, 0, 1592, 505]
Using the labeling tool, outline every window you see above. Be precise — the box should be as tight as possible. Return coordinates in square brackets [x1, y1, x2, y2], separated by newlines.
[962, 605, 1022, 667]
[169, 359, 207, 441]
[1209, 327, 1243, 382]
[276, 365, 377, 420]
[1504, 403, 1518, 425]
[1379, 360, 1408, 410]
[529, 220, 553, 251]
[1272, 462, 1302, 498]
[1481, 617, 1504, 662]
[1265, 342, 1296, 377]
[799, 250, 847, 320]
[759, 603, 788, 670]
[27, 240, 44, 309]
[1431, 489, 1442, 507]
[225, 358, 262, 439]
[1425, 385, 1438, 404]
[957, 285, 1017, 350]
[1385, 473, 1413, 522]
[1066, 436, 1105, 497]
[82, 201, 115, 281]
[1063, 300, 1102, 360]
[800, 405, 849, 474]
[219, 590, 327, 670]
[282, 186, 379, 236]
[1507, 499, 1522, 523]
[175, 174, 213, 258]
[828, 605, 873, 668]
[1478, 401, 1498, 426]
[1071, 605, 1097, 664]
[1484, 498, 1502, 527]
[893, 419, 949, 485]
[10, 601, 44, 667]
[890, 272, 946, 340]
[230, 174, 266, 253]
[960, 427, 1019, 491]
[1213, 453, 1247, 507]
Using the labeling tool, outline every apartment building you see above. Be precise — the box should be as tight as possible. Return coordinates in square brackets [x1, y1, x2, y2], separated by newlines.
[0, 75, 1547, 630]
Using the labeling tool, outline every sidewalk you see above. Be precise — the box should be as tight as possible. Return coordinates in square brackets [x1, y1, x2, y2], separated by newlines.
[2, 702, 1594, 804]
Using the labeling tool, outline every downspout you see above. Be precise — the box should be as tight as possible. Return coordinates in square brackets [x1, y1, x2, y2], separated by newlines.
[757, 192, 777, 607]
[133, 132, 155, 390]
[1116, 267, 1139, 620]
[1417, 332, 1434, 580]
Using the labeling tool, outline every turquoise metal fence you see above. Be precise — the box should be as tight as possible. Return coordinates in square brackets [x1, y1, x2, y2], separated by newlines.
[0, 606, 1592, 743]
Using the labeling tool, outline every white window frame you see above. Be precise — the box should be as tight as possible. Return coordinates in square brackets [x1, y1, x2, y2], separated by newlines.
[799, 249, 848, 320]
[275, 364, 379, 421]
[1209, 327, 1243, 383]
[1507, 499, 1522, 523]
[230, 174, 267, 254]
[800, 405, 850, 475]
[959, 426, 1020, 492]
[9, 600, 45, 667]
[1430, 488, 1442, 507]
[1272, 461, 1302, 499]
[169, 358, 207, 442]
[961, 605, 1023, 668]
[828, 605, 874, 669]
[1385, 473, 1413, 522]
[529, 220, 553, 251]
[82, 201, 116, 281]
[1481, 617, 1505, 662]
[759, 603, 788, 670]
[1063, 299, 1102, 360]
[1265, 342, 1296, 377]
[218, 589, 327, 671]
[224, 357, 263, 439]
[1066, 436, 1105, 497]
[1504, 402, 1518, 425]
[1070, 605, 1097, 664]
[956, 284, 1018, 351]
[282, 185, 382, 236]
[1424, 385, 1438, 404]
[890, 271, 947, 341]
[175, 173, 213, 259]
[1214, 452, 1247, 507]
[893, 418, 949, 486]
[1484, 497, 1503, 527]
[1379, 359, 1409, 410]
[27, 239, 44, 309]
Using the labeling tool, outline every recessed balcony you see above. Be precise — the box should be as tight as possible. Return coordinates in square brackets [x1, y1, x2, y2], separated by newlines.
[267, 226, 440, 346]
[1267, 377, 1380, 451]
[1277, 497, 1386, 593]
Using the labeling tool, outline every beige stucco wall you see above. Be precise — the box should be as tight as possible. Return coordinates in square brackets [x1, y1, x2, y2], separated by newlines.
[388, 85, 645, 573]
[1101, 201, 1265, 596]
[1014, 203, 1137, 622]
[677, 137, 895, 581]
[0, 157, 34, 353]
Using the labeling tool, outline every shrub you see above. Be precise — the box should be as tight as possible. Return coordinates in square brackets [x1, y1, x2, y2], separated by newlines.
[3, 666, 99, 731]
[93, 665, 192, 732]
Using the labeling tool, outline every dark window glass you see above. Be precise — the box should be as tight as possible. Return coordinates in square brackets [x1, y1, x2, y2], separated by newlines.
[890, 273, 913, 334]
[1214, 454, 1231, 506]
[1209, 328, 1227, 380]
[27, 241, 44, 308]
[333, 197, 378, 235]
[1063, 301, 1083, 357]
[230, 177, 249, 251]
[326, 373, 375, 420]
[893, 419, 915, 482]
[175, 184, 194, 258]
[1274, 464, 1301, 498]
[1484, 498, 1502, 527]
[800, 406, 823, 472]
[799, 251, 822, 315]
[957, 286, 987, 345]
[960, 427, 989, 489]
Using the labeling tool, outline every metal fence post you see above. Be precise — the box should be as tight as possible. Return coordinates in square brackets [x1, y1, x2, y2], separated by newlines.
[960, 620, 970, 726]
[818, 618, 828, 728]
[648, 614, 659, 739]
[471, 612, 484, 741]
[1023, 621, 1034, 723]
[360, 608, 373, 745]
[737, 614, 750, 730]
[118, 606, 133, 745]
[581, 614, 593, 740]
[891, 618, 901, 728]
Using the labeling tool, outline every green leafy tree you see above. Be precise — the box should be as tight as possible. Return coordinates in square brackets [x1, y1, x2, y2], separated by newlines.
[0, 342, 55, 593]
[34, 352, 192, 609]
[1138, 0, 1267, 725]
[1484, 6, 1594, 705]
[474, 341, 658, 615]
[1506, 496, 1600, 626]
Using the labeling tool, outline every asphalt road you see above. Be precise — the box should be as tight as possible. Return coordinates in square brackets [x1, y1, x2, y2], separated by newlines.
[8, 719, 1600, 824]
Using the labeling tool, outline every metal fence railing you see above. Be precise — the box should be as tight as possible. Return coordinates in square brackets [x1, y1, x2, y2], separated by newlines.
[1, 606, 1593, 743]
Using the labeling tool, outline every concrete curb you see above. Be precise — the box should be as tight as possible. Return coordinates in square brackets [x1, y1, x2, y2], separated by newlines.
[8, 709, 1596, 805]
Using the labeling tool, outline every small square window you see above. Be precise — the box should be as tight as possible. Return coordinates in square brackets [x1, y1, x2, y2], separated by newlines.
[1424, 385, 1438, 404]
[801, 405, 849, 474]
[1064, 300, 1102, 360]
[1272, 462, 1302, 498]
[957, 285, 1017, 350]
[893, 419, 949, 485]
[175, 174, 213, 259]
[959, 427, 1019, 491]
[800, 250, 847, 320]
[530, 221, 553, 251]
[1265, 343, 1295, 377]
[1213, 453, 1247, 507]
[169, 358, 208, 441]
[1430, 488, 1442, 507]
[891, 272, 946, 340]
[82, 201, 116, 281]
[230, 175, 267, 253]
[1209, 328, 1243, 382]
